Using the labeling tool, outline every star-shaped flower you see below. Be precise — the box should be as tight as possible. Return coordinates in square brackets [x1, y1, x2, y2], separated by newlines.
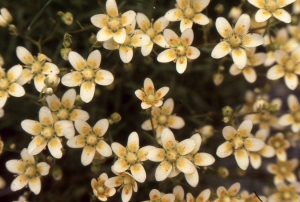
[144, 189, 175, 202]
[91, 173, 116, 201]
[213, 182, 241, 202]
[279, 94, 300, 132]
[61, 50, 114, 103]
[211, 14, 263, 69]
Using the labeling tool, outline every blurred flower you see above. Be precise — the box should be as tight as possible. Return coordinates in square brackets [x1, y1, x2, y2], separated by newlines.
[0, 65, 25, 108]
[144, 189, 175, 202]
[67, 119, 112, 166]
[216, 120, 265, 170]
[248, 0, 295, 23]
[268, 182, 300, 202]
[157, 28, 200, 74]
[164, 0, 210, 32]
[5, 148, 50, 194]
[186, 189, 211, 202]
[21, 106, 75, 158]
[268, 132, 290, 161]
[111, 131, 153, 183]
[91, 173, 116, 201]
[90, 0, 136, 43]
[57, 11, 73, 25]
[240, 190, 267, 202]
[211, 14, 263, 69]
[141, 98, 184, 143]
[213, 182, 241, 202]
[228, 7, 242, 23]
[136, 13, 169, 56]
[279, 94, 300, 132]
[61, 50, 114, 103]
[16, 46, 59, 92]
[135, 78, 169, 109]
[0, 8, 12, 27]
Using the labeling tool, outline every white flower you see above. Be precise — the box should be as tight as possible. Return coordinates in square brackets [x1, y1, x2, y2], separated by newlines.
[268, 132, 290, 161]
[211, 14, 263, 69]
[135, 78, 169, 109]
[157, 28, 200, 74]
[16, 46, 59, 92]
[165, 0, 210, 32]
[91, 173, 116, 201]
[103, 18, 150, 63]
[67, 119, 112, 166]
[61, 50, 114, 103]
[240, 190, 267, 202]
[21, 106, 75, 158]
[144, 189, 175, 202]
[141, 98, 185, 143]
[229, 48, 266, 83]
[136, 13, 169, 56]
[5, 148, 50, 195]
[147, 128, 196, 181]
[186, 189, 211, 202]
[46, 88, 89, 122]
[279, 94, 300, 132]
[0, 65, 25, 108]
[90, 0, 136, 43]
[213, 182, 241, 202]
[216, 120, 265, 170]
[248, 0, 295, 23]
[0, 8, 13, 27]
[268, 182, 300, 202]
[111, 132, 153, 183]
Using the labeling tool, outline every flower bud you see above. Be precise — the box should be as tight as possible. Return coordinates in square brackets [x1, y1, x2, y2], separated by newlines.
[51, 166, 63, 181]
[222, 106, 233, 117]
[0, 8, 12, 27]
[8, 24, 18, 36]
[44, 75, 60, 88]
[199, 125, 214, 138]
[214, 4, 224, 15]
[213, 73, 224, 86]
[253, 98, 268, 112]
[217, 166, 229, 178]
[60, 48, 72, 60]
[108, 112, 121, 124]
[228, 7, 242, 23]
[58, 11, 73, 25]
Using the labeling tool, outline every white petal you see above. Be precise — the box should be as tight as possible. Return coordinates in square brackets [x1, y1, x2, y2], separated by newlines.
[180, 19, 193, 32]
[111, 142, 126, 158]
[255, 9, 271, 22]
[90, 14, 109, 28]
[215, 17, 233, 38]
[234, 149, 249, 170]
[7, 64, 22, 82]
[234, 14, 250, 36]
[37, 162, 50, 176]
[7, 83, 23, 97]
[119, 47, 133, 63]
[155, 161, 172, 181]
[70, 109, 89, 121]
[122, 185, 133, 202]
[157, 49, 177, 62]
[211, 41, 231, 59]
[186, 46, 200, 60]
[193, 13, 209, 25]
[229, 64, 242, 76]
[61, 88, 76, 108]
[153, 34, 169, 48]
[161, 128, 176, 150]
[131, 34, 150, 47]
[176, 157, 196, 174]
[39, 106, 53, 125]
[61, 71, 82, 87]
[113, 159, 130, 172]
[194, 153, 215, 166]
[248, 0, 264, 8]
[16, 69, 33, 85]
[11, 175, 28, 191]
[55, 120, 75, 139]
[163, 29, 180, 47]
[176, 57, 187, 74]
[121, 10, 136, 26]
[106, 0, 118, 17]
[185, 170, 199, 187]
[95, 69, 114, 86]
[284, 73, 298, 90]
[244, 138, 265, 151]
[93, 119, 109, 137]
[21, 120, 42, 136]
[67, 135, 85, 148]
[29, 177, 41, 195]
[80, 81, 95, 103]
[168, 116, 185, 129]
[75, 120, 92, 135]
[28, 136, 47, 155]
[165, 8, 183, 21]
[243, 68, 257, 83]
[46, 94, 61, 111]
[113, 28, 127, 44]
[81, 146, 96, 166]
[96, 140, 112, 157]
[153, 16, 169, 32]
[127, 131, 139, 152]
[97, 27, 114, 42]
[136, 12, 150, 30]
[16, 46, 34, 65]
[147, 148, 165, 162]
[48, 137, 63, 158]
[232, 48, 247, 69]
[20, 148, 35, 163]
[237, 119, 253, 137]
[141, 42, 153, 56]
[42, 62, 59, 75]
[177, 139, 195, 155]
[250, 153, 261, 169]
[273, 9, 291, 23]
[68, 51, 87, 71]
[242, 33, 263, 47]
[87, 50, 101, 69]
[222, 126, 236, 140]
[216, 141, 233, 158]
[131, 163, 146, 183]
[266, 65, 285, 80]
[6, 160, 26, 174]
[34, 74, 46, 92]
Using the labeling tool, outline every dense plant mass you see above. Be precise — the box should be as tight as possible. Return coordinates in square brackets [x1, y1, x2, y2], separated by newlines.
[1, 0, 300, 201]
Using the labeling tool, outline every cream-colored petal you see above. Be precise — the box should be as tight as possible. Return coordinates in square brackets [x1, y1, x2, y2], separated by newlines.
[87, 50, 101, 69]
[6, 160, 26, 174]
[165, 8, 183, 21]
[177, 139, 195, 155]
[288, 94, 299, 111]
[127, 131, 139, 152]
[55, 120, 75, 139]
[90, 14, 109, 28]
[248, 0, 264, 8]
[155, 160, 172, 181]
[68, 51, 87, 71]
[46, 94, 61, 111]
[28, 136, 47, 155]
[237, 119, 253, 137]
[11, 175, 28, 191]
[216, 17, 233, 38]
[48, 137, 63, 158]
[113, 159, 130, 172]
[185, 170, 199, 187]
[242, 33, 263, 48]
[119, 46, 133, 63]
[138, 145, 155, 161]
[228, 182, 241, 195]
[193, 0, 210, 12]
[229, 64, 242, 76]
[244, 137, 265, 151]
[96, 140, 112, 157]
[74, 119, 92, 135]
[153, 34, 169, 48]
[21, 120, 42, 136]
[7, 64, 22, 82]
[61, 88, 76, 109]
[16, 46, 34, 65]
[37, 162, 50, 176]
[250, 153, 261, 169]
[186, 46, 200, 60]
[122, 184, 133, 202]
[141, 42, 153, 56]
[81, 146, 96, 166]
[157, 49, 177, 62]
[255, 9, 272, 22]
[97, 27, 114, 42]
[136, 12, 150, 30]
[131, 163, 146, 183]
[273, 9, 291, 23]
[95, 69, 114, 86]
[234, 14, 250, 36]
[106, 0, 118, 17]
[111, 142, 126, 158]
[260, 145, 275, 157]
[42, 62, 59, 75]
[80, 81, 95, 103]
[34, 74, 46, 92]
[154, 16, 169, 32]
[193, 13, 209, 25]
[163, 29, 180, 47]
[70, 109, 89, 121]
[93, 118, 109, 137]
[113, 28, 127, 44]
[216, 141, 233, 158]
[61, 71, 83, 87]
[243, 67, 257, 83]
[232, 48, 247, 69]
[39, 106, 53, 125]
[194, 152, 215, 166]
[147, 148, 165, 162]
[284, 73, 298, 90]
[176, 56, 187, 74]
[234, 148, 249, 170]
[121, 10, 136, 26]
[222, 126, 236, 140]
[67, 135, 85, 148]
[131, 34, 150, 47]
[211, 41, 231, 59]
[16, 69, 34, 85]
[161, 128, 176, 150]
[168, 116, 185, 129]
[266, 65, 285, 80]
[180, 19, 193, 32]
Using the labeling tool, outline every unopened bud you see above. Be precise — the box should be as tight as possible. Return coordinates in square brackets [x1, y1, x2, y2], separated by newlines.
[214, 4, 224, 15]
[228, 7, 242, 23]
[44, 88, 54, 95]
[44, 75, 60, 88]
[217, 166, 229, 178]
[8, 24, 18, 36]
[52, 166, 63, 181]
[0, 8, 12, 27]
[213, 73, 224, 86]
[60, 48, 72, 60]
[9, 143, 15, 149]
[108, 112, 121, 124]
[58, 11, 73, 25]
[291, 15, 300, 26]
[199, 125, 214, 138]
[253, 98, 268, 112]
[222, 106, 233, 117]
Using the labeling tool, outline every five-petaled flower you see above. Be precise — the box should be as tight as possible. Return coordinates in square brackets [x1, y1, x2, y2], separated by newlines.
[91, 173, 116, 201]
[213, 182, 241, 202]
[21, 106, 75, 158]
[157, 28, 200, 74]
[279, 94, 300, 132]
[135, 78, 169, 109]
[61, 50, 114, 103]
[211, 14, 263, 69]
[5, 148, 50, 195]
[67, 119, 112, 166]
[90, 0, 136, 44]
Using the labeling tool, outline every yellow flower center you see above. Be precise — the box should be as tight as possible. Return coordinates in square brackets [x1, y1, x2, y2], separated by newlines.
[82, 68, 95, 81]
[57, 108, 69, 120]
[229, 34, 242, 48]
[166, 149, 178, 162]
[146, 28, 155, 39]
[126, 152, 137, 164]
[221, 195, 231, 202]
[282, 191, 291, 199]
[265, 0, 277, 12]
[31, 61, 42, 74]
[0, 78, 9, 90]
[232, 136, 244, 149]
[284, 59, 295, 72]
[158, 115, 168, 125]
[147, 94, 156, 103]
[41, 126, 55, 139]
[86, 133, 98, 145]
[273, 140, 282, 149]
[293, 111, 300, 122]
[184, 7, 195, 18]
[108, 18, 121, 32]
[176, 46, 186, 55]
[279, 164, 288, 174]
[123, 175, 132, 185]
[24, 164, 37, 178]
[97, 186, 105, 194]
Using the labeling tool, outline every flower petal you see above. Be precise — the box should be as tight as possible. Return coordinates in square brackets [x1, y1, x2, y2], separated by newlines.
[157, 49, 177, 62]
[11, 175, 28, 191]
[96, 140, 112, 157]
[54, 120, 75, 139]
[232, 48, 247, 69]
[243, 33, 263, 47]
[234, 14, 250, 36]
[29, 177, 41, 195]
[48, 137, 63, 158]
[95, 69, 114, 86]
[81, 146, 96, 166]
[90, 14, 109, 28]
[61, 71, 82, 87]
[67, 135, 85, 148]
[244, 138, 265, 151]
[97, 27, 114, 42]
[28, 136, 47, 155]
[216, 141, 233, 158]
[194, 153, 215, 166]
[211, 41, 231, 59]
[80, 81, 95, 103]
[193, 13, 209, 25]
[284, 73, 298, 90]
[39, 106, 53, 125]
[87, 50, 101, 69]
[273, 9, 291, 23]
[16, 46, 34, 65]
[216, 17, 232, 38]
[237, 119, 253, 137]
[255, 9, 271, 22]
[176, 56, 187, 74]
[119, 46, 133, 63]
[131, 163, 146, 183]
[155, 161, 172, 181]
[21, 120, 42, 136]
[234, 149, 249, 170]
[147, 148, 165, 162]
[68, 51, 87, 71]
[165, 8, 183, 21]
